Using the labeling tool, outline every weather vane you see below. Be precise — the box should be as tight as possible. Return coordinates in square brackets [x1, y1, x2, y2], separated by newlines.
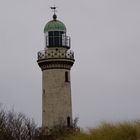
[50, 6, 57, 15]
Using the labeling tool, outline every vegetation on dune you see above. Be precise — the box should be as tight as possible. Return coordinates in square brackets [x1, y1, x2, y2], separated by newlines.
[0, 104, 78, 140]
[61, 122, 140, 140]
[1, 104, 140, 140]
[0, 104, 37, 140]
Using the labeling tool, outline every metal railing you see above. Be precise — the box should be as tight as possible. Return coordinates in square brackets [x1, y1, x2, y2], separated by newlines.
[37, 49, 74, 60]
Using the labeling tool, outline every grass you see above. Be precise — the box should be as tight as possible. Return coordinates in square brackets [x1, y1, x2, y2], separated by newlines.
[60, 121, 140, 140]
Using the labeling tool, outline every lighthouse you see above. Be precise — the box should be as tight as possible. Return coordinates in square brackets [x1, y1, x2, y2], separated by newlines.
[37, 8, 75, 129]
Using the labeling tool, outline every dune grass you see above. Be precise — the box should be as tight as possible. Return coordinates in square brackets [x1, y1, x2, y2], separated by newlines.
[60, 121, 140, 140]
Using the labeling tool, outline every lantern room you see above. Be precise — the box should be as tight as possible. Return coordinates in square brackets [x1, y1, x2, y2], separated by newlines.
[44, 14, 70, 49]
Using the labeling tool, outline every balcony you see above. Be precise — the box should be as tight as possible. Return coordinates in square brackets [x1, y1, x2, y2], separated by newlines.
[37, 49, 74, 60]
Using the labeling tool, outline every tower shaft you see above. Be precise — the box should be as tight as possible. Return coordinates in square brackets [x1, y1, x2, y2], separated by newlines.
[42, 69, 72, 128]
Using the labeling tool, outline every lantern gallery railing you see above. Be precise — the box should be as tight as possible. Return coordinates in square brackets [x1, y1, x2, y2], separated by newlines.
[37, 49, 74, 60]
[45, 35, 71, 48]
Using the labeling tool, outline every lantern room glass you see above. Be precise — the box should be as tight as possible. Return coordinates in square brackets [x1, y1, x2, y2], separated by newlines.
[46, 31, 70, 48]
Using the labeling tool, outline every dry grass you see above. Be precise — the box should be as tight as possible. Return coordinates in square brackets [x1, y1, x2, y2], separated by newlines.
[60, 121, 140, 140]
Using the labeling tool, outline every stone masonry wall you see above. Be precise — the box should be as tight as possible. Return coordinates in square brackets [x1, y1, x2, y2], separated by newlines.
[42, 69, 72, 128]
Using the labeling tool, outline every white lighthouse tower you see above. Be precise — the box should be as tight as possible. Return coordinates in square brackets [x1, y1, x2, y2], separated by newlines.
[37, 8, 75, 129]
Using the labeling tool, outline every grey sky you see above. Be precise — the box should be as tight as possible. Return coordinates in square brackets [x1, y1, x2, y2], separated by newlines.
[0, 0, 140, 128]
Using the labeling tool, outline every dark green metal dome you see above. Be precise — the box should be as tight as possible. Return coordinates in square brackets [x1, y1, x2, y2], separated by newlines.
[44, 15, 66, 33]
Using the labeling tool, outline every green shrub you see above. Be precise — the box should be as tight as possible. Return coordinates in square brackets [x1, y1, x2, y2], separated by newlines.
[89, 122, 137, 140]
[1, 103, 140, 140]
[61, 121, 140, 140]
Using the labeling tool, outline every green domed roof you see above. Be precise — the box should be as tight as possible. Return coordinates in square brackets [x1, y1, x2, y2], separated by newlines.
[44, 18, 66, 33]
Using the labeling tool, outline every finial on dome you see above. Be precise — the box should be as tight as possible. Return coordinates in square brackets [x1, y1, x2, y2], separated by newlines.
[50, 6, 57, 20]
[53, 14, 57, 20]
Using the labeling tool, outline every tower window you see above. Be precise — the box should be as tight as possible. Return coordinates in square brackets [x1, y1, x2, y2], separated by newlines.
[65, 71, 69, 82]
[67, 117, 71, 127]
[43, 89, 45, 95]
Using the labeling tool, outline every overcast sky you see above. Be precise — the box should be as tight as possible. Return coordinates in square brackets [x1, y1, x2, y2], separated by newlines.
[0, 0, 140, 128]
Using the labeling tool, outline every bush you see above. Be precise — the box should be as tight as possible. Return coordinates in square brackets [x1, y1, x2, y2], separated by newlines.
[0, 105, 37, 140]
[35, 117, 80, 140]
[1, 104, 140, 140]
[0, 104, 79, 140]
[61, 121, 140, 140]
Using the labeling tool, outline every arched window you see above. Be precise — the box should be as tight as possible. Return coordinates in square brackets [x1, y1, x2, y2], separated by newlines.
[65, 71, 69, 82]
[67, 117, 71, 127]
[43, 89, 45, 94]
